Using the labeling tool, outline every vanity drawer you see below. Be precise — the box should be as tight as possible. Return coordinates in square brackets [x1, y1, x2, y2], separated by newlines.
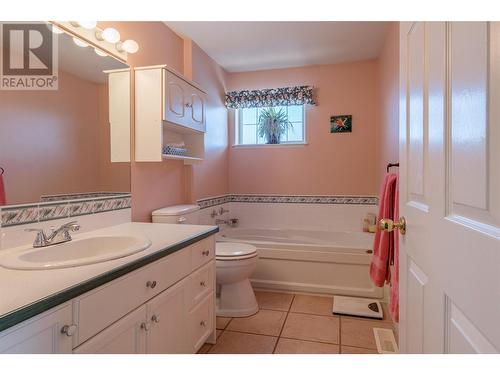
[188, 292, 214, 352]
[76, 247, 191, 345]
[188, 260, 214, 310]
[190, 236, 215, 271]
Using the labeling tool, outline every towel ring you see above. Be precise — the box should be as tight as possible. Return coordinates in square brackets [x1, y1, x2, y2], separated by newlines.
[0, 167, 4, 175]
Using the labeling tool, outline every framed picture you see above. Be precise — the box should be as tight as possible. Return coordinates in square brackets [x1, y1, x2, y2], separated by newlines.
[330, 115, 352, 133]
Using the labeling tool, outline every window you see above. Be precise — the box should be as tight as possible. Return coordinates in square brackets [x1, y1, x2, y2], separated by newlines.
[236, 105, 305, 145]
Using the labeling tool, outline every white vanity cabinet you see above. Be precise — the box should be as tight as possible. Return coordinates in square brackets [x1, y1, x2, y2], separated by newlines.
[73, 306, 147, 354]
[0, 304, 74, 354]
[0, 235, 216, 354]
[135, 65, 207, 164]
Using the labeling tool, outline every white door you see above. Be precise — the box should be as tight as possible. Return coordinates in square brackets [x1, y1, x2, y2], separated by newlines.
[398, 21, 500, 353]
[0, 304, 73, 354]
[146, 279, 189, 354]
[73, 306, 147, 354]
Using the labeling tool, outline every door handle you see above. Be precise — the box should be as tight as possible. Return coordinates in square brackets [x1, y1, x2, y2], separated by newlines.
[379, 217, 406, 235]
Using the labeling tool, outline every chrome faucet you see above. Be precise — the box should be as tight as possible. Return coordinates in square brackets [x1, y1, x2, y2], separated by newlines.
[215, 218, 239, 227]
[25, 221, 81, 248]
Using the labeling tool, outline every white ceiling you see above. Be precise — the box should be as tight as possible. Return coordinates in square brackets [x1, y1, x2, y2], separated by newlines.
[165, 21, 390, 72]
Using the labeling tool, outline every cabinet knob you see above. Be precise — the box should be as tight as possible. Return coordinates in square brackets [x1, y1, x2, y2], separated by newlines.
[151, 314, 160, 323]
[200, 281, 206, 287]
[146, 280, 157, 289]
[199, 320, 207, 327]
[185, 102, 192, 108]
[202, 250, 210, 256]
[140, 322, 151, 331]
[60, 324, 77, 337]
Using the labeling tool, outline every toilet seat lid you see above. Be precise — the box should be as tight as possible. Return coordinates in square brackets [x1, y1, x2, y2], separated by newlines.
[216, 242, 257, 257]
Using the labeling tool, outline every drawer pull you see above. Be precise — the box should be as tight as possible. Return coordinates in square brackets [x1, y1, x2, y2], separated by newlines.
[200, 320, 207, 327]
[151, 314, 160, 323]
[202, 250, 210, 256]
[60, 324, 77, 337]
[140, 322, 150, 331]
[146, 280, 157, 289]
[200, 281, 206, 287]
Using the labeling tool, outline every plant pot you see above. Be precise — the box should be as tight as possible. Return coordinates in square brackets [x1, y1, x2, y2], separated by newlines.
[266, 134, 280, 144]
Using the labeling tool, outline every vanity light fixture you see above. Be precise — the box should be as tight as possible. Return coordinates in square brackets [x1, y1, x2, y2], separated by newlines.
[96, 27, 121, 44]
[73, 37, 89, 48]
[50, 25, 65, 34]
[52, 21, 140, 61]
[78, 21, 97, 30]
[116, 39, 139, 54]
[94, 48, 108, 57]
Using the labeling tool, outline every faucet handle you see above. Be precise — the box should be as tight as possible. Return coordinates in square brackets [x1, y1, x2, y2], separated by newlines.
[61, 221, 80, 230]
[24, 228, 49, 247]
[24, 228, 45, 233]
[218, 207, 229, 215]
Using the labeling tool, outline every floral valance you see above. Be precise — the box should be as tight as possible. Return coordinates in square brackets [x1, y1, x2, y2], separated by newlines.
[225, 85, 316, 109]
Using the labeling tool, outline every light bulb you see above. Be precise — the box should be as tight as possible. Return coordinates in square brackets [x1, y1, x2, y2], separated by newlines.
[50, 25, 64, 34]
[94, 48, 107, 57]
[119, 39, 139, 54]
[101, 27, 120, 43]
[78, 21, 97, 30]
[73, 37, 88, 48]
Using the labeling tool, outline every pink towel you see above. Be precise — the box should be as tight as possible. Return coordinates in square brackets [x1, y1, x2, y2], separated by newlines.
[370, 173, 397, 286]
[0, 173, 5, 206]
[389, 176, 399, 323]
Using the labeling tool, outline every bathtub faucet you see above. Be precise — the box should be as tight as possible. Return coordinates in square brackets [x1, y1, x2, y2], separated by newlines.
[215, 218, 239, 227]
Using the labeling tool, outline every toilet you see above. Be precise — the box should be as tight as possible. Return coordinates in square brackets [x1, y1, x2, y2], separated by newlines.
[151, 205, 259, 317]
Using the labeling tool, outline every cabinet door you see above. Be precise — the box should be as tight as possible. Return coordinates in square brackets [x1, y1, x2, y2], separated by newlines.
[186, 89, 206, 132]
[0, 304, 73, 354]
[188, 292, 214, 353]
[146, 278, 189, 354]
[108, 70, 131, 162]
[73, 306, 147, 354]
[164, 70, 188, 126]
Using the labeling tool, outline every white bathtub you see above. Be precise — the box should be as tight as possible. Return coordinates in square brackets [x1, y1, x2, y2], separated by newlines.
[218, 228, 382, 298]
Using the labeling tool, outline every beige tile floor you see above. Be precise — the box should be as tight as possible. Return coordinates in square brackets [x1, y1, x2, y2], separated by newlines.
[198, 291, 396, 354]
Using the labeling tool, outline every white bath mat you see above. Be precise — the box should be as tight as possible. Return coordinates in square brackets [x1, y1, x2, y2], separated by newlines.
[332, 295, 383, 319]
[373, 327, 399, 354]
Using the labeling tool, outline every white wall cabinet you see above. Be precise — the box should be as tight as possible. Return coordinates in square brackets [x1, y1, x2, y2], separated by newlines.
[0, 236, 216, 354]
[106, 68, 131, 163]
[0, 304, 74, 354]
[135, 65, 207, 164]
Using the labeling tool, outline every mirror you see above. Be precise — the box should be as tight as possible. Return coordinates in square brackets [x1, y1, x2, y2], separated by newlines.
[0, 23, 130, 206]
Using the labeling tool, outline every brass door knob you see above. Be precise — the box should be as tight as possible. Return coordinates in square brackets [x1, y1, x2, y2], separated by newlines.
[379, 217, 406, 235]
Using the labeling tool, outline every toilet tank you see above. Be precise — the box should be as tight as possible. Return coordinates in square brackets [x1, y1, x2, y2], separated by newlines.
[152, 204, 200, 224]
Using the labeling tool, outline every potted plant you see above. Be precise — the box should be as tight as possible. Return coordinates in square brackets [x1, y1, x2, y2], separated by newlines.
[257, 107, 293, 144]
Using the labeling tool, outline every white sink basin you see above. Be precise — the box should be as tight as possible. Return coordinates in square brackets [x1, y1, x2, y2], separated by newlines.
[0, 235, 152, 270]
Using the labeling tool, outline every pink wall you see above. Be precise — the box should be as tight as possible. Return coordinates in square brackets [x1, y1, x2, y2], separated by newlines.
[187, 42, 229, 201]
[226, 60, 381, 196]
[98, 22, 229, 222]
[0, 69, 129, 205]
[376, 22, 400, 187]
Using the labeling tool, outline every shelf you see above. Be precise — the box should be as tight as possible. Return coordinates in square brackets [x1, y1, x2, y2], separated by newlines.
[162, 154, 203, 165]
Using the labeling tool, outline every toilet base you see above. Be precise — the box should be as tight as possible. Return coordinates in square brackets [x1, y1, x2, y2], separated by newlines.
[216, 279, 259, 317]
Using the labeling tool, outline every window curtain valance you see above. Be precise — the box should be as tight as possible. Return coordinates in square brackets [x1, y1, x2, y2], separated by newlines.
[225, 85, 315, 109]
